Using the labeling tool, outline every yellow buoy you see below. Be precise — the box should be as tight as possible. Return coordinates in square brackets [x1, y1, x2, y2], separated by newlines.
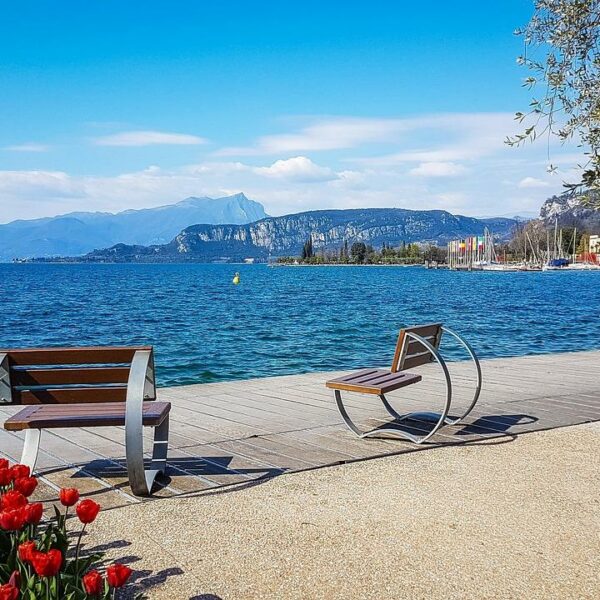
[232, 272, 240, 285]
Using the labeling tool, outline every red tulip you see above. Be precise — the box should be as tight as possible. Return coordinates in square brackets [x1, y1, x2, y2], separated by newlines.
[7, 572, 20, 590]
[18, 540, 37, 562]
[0, 508, 27, 531]
[14, 476, 38, 497]
[0, 490, 27, 511]
[0, 459, 8, 470]
[31, 549, 62, 577]
[76, 498, 100, 524]
[106, 563, 132, 588]
[0, 583, 19, 600]
[83, 569, 104, 596]
[0, 469, 11, 487]
[24, 502, 43, 524]
[10, 464, 30, 480]
[59, 487, 80, 507]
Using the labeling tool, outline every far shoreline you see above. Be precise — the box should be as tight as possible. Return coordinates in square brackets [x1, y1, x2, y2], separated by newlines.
[5, 261, 429, 267]
[270, 263, 426, 267]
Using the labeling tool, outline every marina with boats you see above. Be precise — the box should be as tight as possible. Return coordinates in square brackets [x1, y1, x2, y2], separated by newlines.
[446, 224, 600, 271]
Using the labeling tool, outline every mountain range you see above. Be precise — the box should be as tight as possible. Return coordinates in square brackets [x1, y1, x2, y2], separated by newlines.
[40, 208, 518, 263]
[0, 193, 267, 262]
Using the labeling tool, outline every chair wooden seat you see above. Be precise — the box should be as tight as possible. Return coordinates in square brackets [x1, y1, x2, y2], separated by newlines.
[4, 401, 171, 431]
[326, 369, 421, 394]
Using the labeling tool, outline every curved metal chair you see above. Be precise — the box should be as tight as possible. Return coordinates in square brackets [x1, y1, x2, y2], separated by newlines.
[326, 323, 481, 444]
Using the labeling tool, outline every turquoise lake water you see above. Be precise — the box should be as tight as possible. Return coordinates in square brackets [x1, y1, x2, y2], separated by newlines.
[1, 263, 599, 386]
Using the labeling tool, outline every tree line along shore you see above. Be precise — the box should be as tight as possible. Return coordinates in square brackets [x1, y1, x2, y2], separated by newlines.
[276, 225, 598, 266]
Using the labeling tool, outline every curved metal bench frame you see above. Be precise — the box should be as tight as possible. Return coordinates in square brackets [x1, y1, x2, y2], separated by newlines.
[439, 326, 482, 424]
[334, 326, 481, 444]
[125, 350, 169, 496]
[18, 350, 168, 497]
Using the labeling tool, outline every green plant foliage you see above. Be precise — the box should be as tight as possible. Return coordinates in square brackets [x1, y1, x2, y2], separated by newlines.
[277, 241, 446, 265]
[508, 0, 600, 204]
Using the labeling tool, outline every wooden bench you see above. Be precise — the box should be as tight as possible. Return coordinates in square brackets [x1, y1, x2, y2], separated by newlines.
[326, 323, 482, 444]
[0, 346, 170, 496]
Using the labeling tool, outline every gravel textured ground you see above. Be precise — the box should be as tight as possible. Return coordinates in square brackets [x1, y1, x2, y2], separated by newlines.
[85, 423, 600, 599]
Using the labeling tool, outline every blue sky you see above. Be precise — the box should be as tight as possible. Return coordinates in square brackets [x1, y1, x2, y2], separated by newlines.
[0, 1, 584, 222]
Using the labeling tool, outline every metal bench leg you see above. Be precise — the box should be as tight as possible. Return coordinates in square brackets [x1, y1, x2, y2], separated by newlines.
[380, 393, 403, 420]
[335, 389, 447, 445]
[335, 389, 366, 437]
[147, 415, 169, 483]
[125, 350, 168, 496]
[21, 429, 41, 472]
[126, 417, 169, 497]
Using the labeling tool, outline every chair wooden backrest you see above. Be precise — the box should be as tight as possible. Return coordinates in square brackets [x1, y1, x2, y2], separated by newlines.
[0, 346, 156, 405]
[391, 323, 443, 372]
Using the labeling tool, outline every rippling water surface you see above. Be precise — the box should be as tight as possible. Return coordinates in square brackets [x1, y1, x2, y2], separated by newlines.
[1, 263, 598, 386]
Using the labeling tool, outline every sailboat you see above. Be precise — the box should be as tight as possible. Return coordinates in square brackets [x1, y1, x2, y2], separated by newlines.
[474, 229, 531, 271]
[542, 220, 569, 270]
[471, 229, 503, 270]
[542, 222, 600, 271]
[566, 228, 600, 270]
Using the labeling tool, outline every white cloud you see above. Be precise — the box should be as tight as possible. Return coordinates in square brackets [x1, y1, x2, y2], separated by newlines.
[0, 170, 84, 200]
[409, 161, 467, 177]
[4, 143, 50, 152]
[518, 176, 551, 189]
[93, 130, 208, 147]
[217, 117, 410, 156]
[217, 112, 520, 159]
[353, 113, 519, 166]
[254, 156, 337, 182]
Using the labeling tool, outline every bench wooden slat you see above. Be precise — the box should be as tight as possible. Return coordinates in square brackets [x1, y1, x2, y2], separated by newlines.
[4, 402, 170, 430]
[14, 387, 129, 405]
[401, 354, 436, 370]
[350, 370, 394, 385]
[401, 323, 441, 339]
[326, 369, 421, 394]
[404, 335, 438, 355]
[11, 366, 131, 386]
[342, 369, 380, 383]
[2, 346, 151, 366]
[11, 404, 137, 415]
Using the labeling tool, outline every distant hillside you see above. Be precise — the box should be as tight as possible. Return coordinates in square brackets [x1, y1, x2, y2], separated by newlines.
[0, 193, 267, 261]
[39, 208, 517, 263]
[539, 191, 600, 230]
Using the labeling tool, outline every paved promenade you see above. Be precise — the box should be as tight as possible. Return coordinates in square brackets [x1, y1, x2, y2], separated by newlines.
[0, 350, 598, 508]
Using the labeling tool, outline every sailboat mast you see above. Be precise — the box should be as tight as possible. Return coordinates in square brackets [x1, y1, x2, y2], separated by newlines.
[558, 228, 563, 259]
[526, 232, 537, 264]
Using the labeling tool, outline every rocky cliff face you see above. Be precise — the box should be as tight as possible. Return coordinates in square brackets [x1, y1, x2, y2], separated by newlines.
[175, 209, 514, 254]
[540, 192, 600, 230]
[72, 208, 516, 263]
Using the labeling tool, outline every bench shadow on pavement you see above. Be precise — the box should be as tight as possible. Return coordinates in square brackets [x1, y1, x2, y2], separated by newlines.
[454, 413, 539, 436]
